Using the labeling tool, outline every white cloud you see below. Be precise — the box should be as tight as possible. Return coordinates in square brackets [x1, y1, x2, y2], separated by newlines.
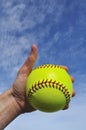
[0, 3, 24, 30]
[0, 0, 65, 32]
[0, 1, 46, 31]
[0, 32, 37, 70]
[0, 0, 65, 71]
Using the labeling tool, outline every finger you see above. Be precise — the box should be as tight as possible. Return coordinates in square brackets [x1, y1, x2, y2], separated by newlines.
[18, 44, 38, 76]
[24, 44, 38, 68]
[59, 65, 68, 72]
[70, 75, 75, 83]
[72, 89, 76, 97]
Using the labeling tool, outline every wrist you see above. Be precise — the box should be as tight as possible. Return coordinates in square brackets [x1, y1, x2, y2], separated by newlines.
[9, 87, 24, 114]
[0, 88, 22, 129]
[5, 88, 22, 115]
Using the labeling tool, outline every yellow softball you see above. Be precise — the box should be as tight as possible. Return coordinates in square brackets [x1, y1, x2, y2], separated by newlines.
[26, 64, 73, 112]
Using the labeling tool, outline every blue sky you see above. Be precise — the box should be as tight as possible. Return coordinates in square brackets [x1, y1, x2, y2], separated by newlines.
[0, 0, 86, 129]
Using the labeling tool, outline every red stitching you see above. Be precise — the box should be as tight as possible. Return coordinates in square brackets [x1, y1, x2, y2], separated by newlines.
[28, 80, 71, 108]
[35, 64, 62, 69]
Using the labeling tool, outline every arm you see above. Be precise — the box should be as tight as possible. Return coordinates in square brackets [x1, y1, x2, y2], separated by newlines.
[0, 44, 38, 130]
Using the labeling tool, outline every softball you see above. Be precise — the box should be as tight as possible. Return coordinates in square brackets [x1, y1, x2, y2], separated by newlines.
[26, 64, 73, 112]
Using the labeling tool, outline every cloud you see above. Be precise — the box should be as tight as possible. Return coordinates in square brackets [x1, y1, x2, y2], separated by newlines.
[0, 0, 66, 34]
[0, 32, 37, 71]
[0, 0, 63, 32]
[0, 2, 23, 30]
[0, 0, 65, 70]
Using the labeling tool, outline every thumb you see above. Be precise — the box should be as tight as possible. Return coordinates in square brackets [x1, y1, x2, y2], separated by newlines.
[18, 44, 38, 76]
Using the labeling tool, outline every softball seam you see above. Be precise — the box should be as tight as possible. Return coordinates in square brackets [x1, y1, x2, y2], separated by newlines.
[35, 64, 62, 69]
[28, 79, 71, 108]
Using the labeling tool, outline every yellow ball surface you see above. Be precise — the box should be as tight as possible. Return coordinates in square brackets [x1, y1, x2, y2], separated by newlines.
[26, 64, 73, 112]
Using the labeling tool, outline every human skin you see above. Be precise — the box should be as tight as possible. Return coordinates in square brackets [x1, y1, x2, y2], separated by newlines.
[0, 44, 76, 130]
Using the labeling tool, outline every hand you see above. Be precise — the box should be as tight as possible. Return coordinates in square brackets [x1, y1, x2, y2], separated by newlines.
[59, 65, 76, 110]
[11, 44, 76, 113]
[11, 44, 38, 113]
